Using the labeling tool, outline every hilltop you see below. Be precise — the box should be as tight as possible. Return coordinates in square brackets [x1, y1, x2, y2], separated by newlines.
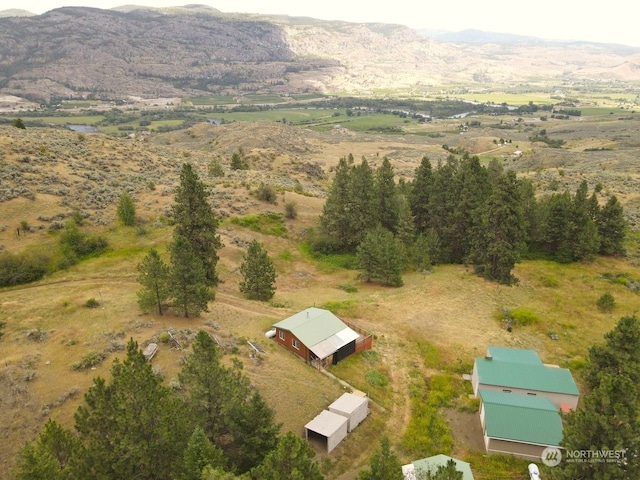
[0, 6, 639, 102]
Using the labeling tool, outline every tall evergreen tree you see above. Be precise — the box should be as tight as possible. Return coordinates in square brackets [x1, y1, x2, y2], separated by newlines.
[450, 155, 490, 263]
[239, 240, 277, 301]
[349, 157, 378, 246]
[541, 191, 574, 262]
[356, 226, 403, 287]
[320, 157, 356, 251]
[226, 390, 281, 473]
[72, 339, 191, 480]
[249, 432, 324, 480]
[116, 191, 136, 226]
[427, 158, 459, 263]
[470, 171, 526, 284]
[395, 195, 416, 268]
[356, 436, 404, 480]
[551, 315, 640, 479]
[15, 419, 79, 480]
[518, 178, 539, 249]
[179, 331, 280, 474]
[136, 248, 170, 315]
[598, 195, 626, 256]
[179, 427, 226, 480]
[169, 235, 212, 318]
[410, 156, 433, 234]
[584, 315, 640, 389]
[172, 163, 223, 286]
[375, 157, 399, 233]
[570, 180, 600, 261]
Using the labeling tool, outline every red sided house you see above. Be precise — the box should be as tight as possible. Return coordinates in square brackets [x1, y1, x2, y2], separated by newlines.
[273, 307, 372, 368]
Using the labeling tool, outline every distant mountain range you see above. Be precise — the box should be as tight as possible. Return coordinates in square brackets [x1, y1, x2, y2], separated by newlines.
[1, 5, 639, 102]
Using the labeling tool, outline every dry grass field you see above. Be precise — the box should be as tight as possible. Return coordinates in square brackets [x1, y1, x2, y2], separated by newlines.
[1, 115, 640, 479]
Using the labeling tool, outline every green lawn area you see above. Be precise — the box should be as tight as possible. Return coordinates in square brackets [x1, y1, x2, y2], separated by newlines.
[578, 107, 632, 116]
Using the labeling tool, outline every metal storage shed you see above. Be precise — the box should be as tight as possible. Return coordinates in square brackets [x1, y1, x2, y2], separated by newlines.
[304, 410, 349, 453]
[328, 393, 369, 432]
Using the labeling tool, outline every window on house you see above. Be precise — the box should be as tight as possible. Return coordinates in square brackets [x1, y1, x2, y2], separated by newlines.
[292, 339, 300, 350]
[527, 392, 537, 396]
[502, 389, 512, 393]
[279, 331, 285, 340]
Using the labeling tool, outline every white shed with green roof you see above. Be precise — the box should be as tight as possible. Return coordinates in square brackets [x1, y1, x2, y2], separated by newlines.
[479, 389, 563, 461]
[472, 346, 579, 410]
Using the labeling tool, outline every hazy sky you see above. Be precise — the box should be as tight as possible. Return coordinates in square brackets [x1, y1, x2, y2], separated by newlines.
[13, 0, 640, 47]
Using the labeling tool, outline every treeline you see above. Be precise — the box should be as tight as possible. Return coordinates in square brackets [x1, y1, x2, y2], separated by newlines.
[313, 154, 626, 284]
[13, 332, 325, 480]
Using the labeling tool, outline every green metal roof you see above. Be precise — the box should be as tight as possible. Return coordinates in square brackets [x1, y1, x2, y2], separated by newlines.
[412, 455, 475, 480]
[480, 389, 563, 446]
[475, 358, 579, 395]
[486, 346, 543, 365]
[273, 308, 348, 347]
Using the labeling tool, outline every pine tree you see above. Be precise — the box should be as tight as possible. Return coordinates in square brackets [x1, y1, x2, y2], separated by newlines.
[172, 163, 223, 286]
[356, 437, 404, 480]
[450, 155, 490, 263]
[356, 226, 403, 287]
[226, 391, 281, 473]
[320, 157, 356, 251]
[239, 240, 277, 301]
[73, 339, 192, 480]
[169, 235, 212, 318]
[598, 195, 626, 256]
[395, 195, 416, 268]
[179, 332, 280, 473]
[541, 191, 574, 262]
[136, 248, 170, 315]
[249, 432, 324, 480]
[570, 180, 600, 261]
[551, 315, 640, 479]
[410, 156, 433, 234]
[116, 191, 136, 226]
[15, 419, 79, 480]
[375, 157, 399, 233]
[349, 157, 377, 246]
[470, 171, 526, 284]
[427, 159, 459, 263]
[179, 427, 226, 480]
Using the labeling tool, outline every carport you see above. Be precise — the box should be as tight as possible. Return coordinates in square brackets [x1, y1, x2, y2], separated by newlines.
[304, 410, 349, 453]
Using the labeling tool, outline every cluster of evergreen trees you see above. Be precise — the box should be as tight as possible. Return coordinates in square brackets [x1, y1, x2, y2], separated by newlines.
[136, 164, 277, 317]
[317, 154, 626, 285]
[14, 332, 325, 480]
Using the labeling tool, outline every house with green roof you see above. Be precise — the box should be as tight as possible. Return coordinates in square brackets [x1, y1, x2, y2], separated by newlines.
[272, 308, 372, 368]
[479, 389, 563, 461]
[471, 346, 580, 410]
[402, 454, 474, 480]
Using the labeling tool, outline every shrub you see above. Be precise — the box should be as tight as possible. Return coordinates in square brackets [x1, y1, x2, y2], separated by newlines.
[0, 251, 49, 287]
[84, 298, 99, 308]
[337, 283, 358, 293]
[510, 307, 540, 325]
[208, 159, 225, 177]
[71, 351, 106, 371]
[596, 292, 615, 312]
[366, 369, 389, 387]
[255, 182, 277, 203]
[284, 201, 298, 219]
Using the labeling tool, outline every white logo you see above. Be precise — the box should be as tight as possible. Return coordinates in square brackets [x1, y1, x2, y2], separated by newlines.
[542, 447, 562, 467]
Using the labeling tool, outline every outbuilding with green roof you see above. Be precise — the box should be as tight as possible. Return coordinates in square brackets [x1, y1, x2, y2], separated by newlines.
[479, 389, 563, 461]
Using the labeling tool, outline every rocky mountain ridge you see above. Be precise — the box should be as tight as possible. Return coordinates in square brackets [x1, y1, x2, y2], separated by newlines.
[0, 5, 639, 102]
